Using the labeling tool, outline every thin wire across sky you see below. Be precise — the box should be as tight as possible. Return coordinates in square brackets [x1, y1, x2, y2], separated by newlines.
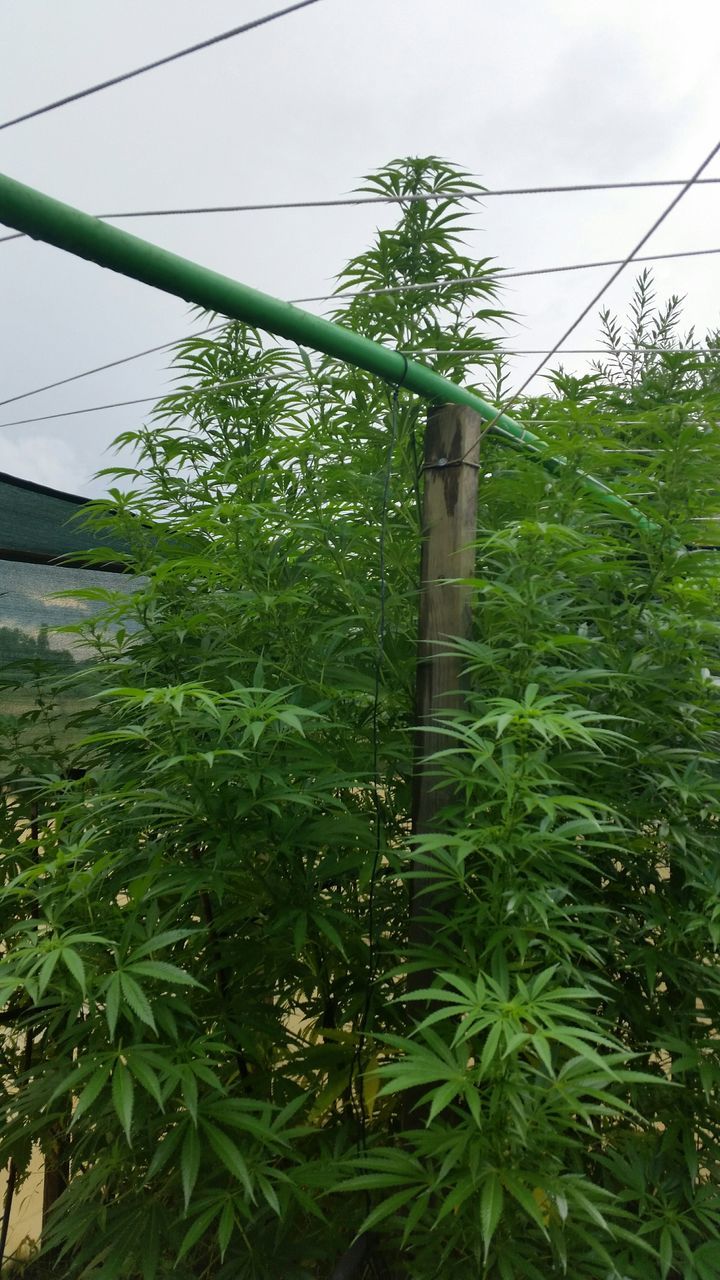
[0, 4, 717, 433]
[505, 137, 720, 408]
[3, 339, 719, 431]
[1, 244, 718, 411]
[0, 0, 324, 133]
[2, 176, 720, 245]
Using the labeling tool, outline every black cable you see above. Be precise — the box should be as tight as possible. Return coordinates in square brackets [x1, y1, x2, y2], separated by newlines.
[3, 175, 720, 243]
[394, 352, 410, 390]
[353, 387, 399, 1152]
[0, 0, 324, 133]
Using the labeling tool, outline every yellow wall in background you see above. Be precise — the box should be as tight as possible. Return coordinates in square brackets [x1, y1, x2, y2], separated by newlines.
[0, 1152, 43, 1269]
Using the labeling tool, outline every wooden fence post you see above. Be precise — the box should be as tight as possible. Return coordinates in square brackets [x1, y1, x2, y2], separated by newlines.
[410, 402, 482, 948]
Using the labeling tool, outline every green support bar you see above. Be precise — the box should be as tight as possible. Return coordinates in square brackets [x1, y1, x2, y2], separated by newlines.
[0, 171, 653, 533]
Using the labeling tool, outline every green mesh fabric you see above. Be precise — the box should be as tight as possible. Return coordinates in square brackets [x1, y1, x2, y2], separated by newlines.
[0, 471, 129, 721]
[0, 470, 127, 566]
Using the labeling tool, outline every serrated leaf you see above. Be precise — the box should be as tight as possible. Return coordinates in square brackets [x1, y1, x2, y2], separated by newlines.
[257, 1174, 280, 1215]
[503, 1176, 550, 1238]
[362, 1058, 381, 1121]
[311, 911, 347, 956]
[146, 1125, 183, 1180]
[127, 1053, 164, 1108]
[130, 930, 196, 962]
[203, 1123, 254, 1200]
[531, 1032, 553, 1076]
[140, 1216, 160, 1280]
[105, 972, 121, 1038]
[357, 1186, 420, 1235]
[400, 1188, 431, 1246]
[181, 1123, 200, 1210]
[176, 1204, 222, 1262]
[180, 1069, 198, 1124]
[479, 1021, 503, 1078]
[480, 1172, 504, 1257]
[112, 1062, 134, 1144]
[37, 950, 60, 995]
[435, 1176, 475, 1224]
[128, 960, 200, 987]
[120, 972, 157, 1031]
[659, 1226, 673, 1279]
[218, 1201, 234, 1260]
[72, 1063, 113, 1125]
[427, 1079, 461, 1121]
[61, 948, 86, 994]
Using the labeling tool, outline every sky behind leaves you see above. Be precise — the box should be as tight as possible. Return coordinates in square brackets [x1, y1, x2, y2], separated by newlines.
[1, 0, 719, 495]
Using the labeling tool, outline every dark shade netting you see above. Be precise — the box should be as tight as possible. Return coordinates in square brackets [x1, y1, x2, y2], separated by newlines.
[0, 470, 127, 567]
[0, 470, 131, 722]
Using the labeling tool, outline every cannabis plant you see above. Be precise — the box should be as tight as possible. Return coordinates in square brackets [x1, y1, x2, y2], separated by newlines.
[1, 158, 720, 1280]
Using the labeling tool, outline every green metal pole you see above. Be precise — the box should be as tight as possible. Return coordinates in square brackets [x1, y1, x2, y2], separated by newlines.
[0, 171, 653, 533]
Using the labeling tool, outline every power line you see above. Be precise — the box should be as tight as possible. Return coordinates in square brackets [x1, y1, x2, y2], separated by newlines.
[2, 245, 718, 411]
[505, 137, 720, 405]
[3, 176, 720, 244]
[0, 0, 323, 133]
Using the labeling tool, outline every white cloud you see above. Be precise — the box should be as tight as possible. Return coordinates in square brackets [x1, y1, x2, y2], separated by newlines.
[1, 0, 719, 489]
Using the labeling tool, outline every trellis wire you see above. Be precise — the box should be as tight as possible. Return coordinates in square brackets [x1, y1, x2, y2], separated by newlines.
[3, 245, 718, 412]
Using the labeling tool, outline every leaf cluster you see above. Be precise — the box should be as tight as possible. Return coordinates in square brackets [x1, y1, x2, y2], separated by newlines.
[2, 158, 720, 1279]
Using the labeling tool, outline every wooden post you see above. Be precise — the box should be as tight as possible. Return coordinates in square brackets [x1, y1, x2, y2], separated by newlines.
[42, 1149, 69, 1228]
[410, 403, 482, 940]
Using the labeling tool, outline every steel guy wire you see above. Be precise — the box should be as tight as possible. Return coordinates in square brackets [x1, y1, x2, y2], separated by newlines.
[0, 0, 324, 133]
[0, 364, 395, 429]
[503, 137, 720, 408]
[3, 246, 719, 412]
[0, 326, 226, 409]
[3, 333, 720, 431]
[7, 368, 715, 433]
[2, 176, 720, 243]
[292, 247, 720, 304]
[0, 393, 184, 428]
[0, 373, 288, 429]
[3, 343, 720, 429]
[446, 137, 720, 464]
[401, 346, 720, 357]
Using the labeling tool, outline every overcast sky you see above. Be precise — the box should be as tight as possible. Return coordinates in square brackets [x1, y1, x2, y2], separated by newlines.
[1, 0, 719, 497]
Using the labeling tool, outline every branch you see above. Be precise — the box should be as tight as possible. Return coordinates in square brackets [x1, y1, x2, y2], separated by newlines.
[329, 1232, 377, 1280]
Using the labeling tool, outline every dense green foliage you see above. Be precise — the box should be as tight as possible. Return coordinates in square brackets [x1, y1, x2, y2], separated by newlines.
[2, 158, 720, 1279]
